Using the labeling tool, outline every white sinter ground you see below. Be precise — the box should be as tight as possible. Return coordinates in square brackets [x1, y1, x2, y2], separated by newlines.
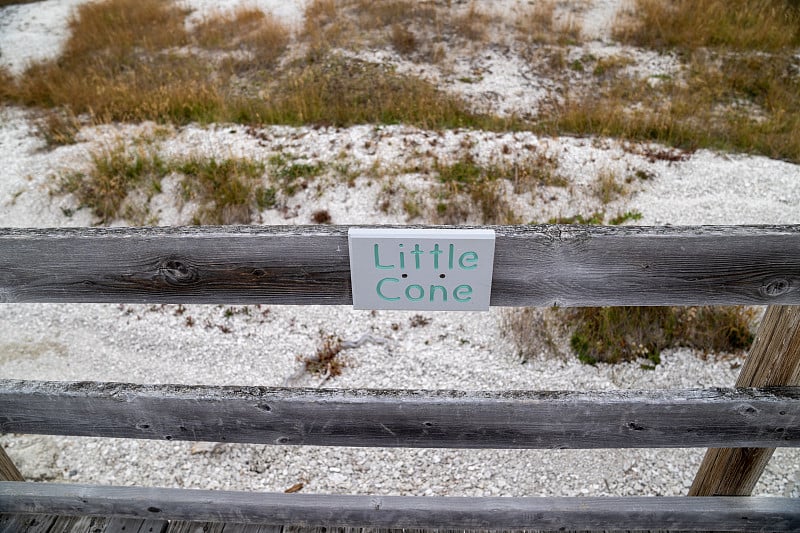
[0, 0, 799, 498]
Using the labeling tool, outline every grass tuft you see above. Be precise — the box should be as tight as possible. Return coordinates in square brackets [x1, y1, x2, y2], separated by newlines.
[433, 150, 568, 224]
[501, 307, 564, 361]
[59, 142, 168, 224]
[192, 7, 290, 68]
[567, 306, 757, 365]
[517, 0, 582, 45]
[58, 141, 269, 225]
[34, 110, 82, 148]
[177, 157, 266, 225]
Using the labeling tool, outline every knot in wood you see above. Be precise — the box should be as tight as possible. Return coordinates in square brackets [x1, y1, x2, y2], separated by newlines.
[159, 259, 197, 284]
[762, 278, 791, 297]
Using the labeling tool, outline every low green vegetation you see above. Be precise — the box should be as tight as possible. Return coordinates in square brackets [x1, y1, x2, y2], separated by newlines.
[434, 152, 568, 224]
[59, 142, 271, 225]
[59, 142, 168, 224]
[567, 306, 757, 365]
[547, 210, 642, 225]
[504, 305, 757, 366]
[177, 157, 267, 225]
[268, 153, 325, 196]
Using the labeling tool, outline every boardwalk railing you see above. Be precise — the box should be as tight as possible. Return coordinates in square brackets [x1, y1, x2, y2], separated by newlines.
[1, 225, 799, 532]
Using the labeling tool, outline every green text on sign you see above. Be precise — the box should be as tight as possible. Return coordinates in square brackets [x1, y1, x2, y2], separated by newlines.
[348, 228, 495, 311]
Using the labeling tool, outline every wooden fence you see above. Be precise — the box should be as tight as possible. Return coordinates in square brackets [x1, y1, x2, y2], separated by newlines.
[1, 225, 799, 532]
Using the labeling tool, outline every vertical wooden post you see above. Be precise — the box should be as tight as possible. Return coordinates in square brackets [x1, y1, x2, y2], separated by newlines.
[689, 305, 800, 496]
[0, 445, 23, 481]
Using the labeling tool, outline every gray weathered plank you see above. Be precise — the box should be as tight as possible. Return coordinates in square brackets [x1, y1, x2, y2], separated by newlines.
[166, 522, 225, 533]
[103, 517, 167, 533]
[1, 482, 798, 532]
[0, 513, 57, 532]
[1, 380, 798, 449]
[1, 225, 800, 306]
[49, 515, 109, 533]
[219, 524, 283, 533]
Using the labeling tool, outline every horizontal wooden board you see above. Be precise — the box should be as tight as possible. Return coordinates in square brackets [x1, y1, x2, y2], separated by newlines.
[0, 225, 799, 306]
[2, 380, 798, 449]
[1, 482, 799, 531]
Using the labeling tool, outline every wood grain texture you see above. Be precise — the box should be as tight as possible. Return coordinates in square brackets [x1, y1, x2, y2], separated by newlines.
[103, 517, 167, 533]
[162, 521, 222, 533]
[0, 513, 56, 533]
[48, 515, 110, 533]
[2, 380, 799, 449]
[1, 483, 798, 531]
[216, 524, 283, 533]
[1, 225, 800, 306]
[690, 305, 800, 496]
[0, 445, 23, 482]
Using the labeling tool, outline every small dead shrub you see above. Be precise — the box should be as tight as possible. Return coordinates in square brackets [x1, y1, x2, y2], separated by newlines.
[501, 307, 564, 361]
[0, 65, 14, 101]
[390, 24, 418, 55]
[303, 333, 344, 378]
[311, 209, 332, 224]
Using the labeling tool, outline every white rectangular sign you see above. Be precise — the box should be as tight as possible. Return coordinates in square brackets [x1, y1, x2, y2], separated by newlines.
[348, 228, 495, 311]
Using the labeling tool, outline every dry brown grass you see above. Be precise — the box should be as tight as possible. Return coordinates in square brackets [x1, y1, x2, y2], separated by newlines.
[543, 52, 800, 163]
[0, 65, 14, 101]
[535, 0, 800, 163]
[501, 307, 565, 361]
[193, 7, 290, 67]
[303, 0, 493, 59]
[614, 0, 800, 51]
[594, 169, 626, 204]
[6, 0, 500, 132]
[517, 0, 582, 45]
[10, 0, 232, 124]
[260, 55, 496, 129]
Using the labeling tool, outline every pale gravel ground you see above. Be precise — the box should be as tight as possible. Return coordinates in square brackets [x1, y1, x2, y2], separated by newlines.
[1, 0, 799, 500]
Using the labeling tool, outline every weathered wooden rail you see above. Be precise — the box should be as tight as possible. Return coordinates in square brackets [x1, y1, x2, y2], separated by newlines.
[1, 225, 800, 533]
[0, 225, 799, 306]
